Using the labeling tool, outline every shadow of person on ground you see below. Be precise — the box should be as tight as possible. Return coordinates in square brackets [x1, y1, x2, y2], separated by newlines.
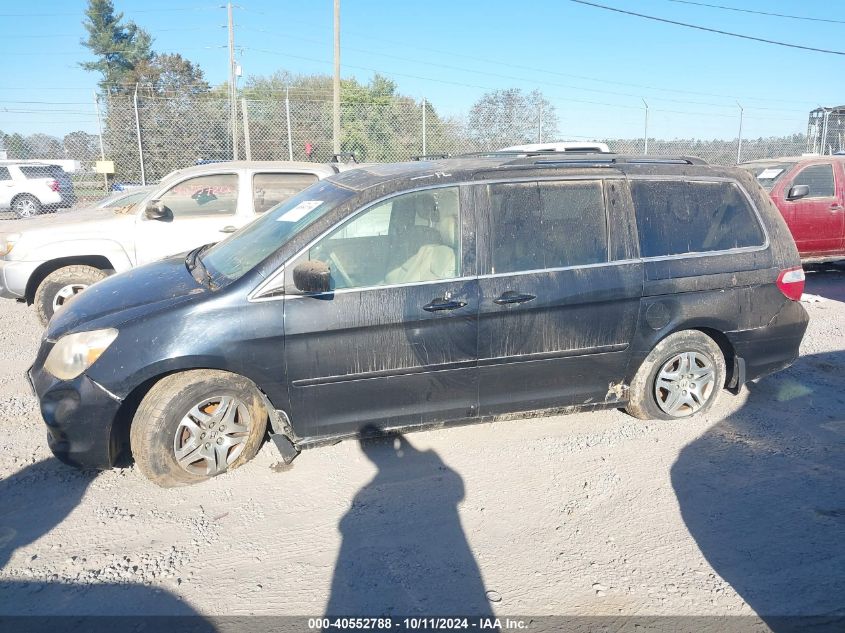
[0, 459, 213, 630]
[325, 427, 494, 617]
[672, 351, 845, 631]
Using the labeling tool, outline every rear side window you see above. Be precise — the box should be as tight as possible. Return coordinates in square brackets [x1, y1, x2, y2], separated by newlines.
[791, 164, 835, 198]
[631, 180, 765, 258]
[489, 180, 608, 274]
[253, 172, 318, 214]
[19, 165, 55, 179]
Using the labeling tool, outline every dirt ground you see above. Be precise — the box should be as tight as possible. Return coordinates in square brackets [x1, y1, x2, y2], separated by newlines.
[0, 270, 843, 624]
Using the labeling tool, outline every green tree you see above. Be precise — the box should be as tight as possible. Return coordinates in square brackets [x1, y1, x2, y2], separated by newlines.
[466, 88, 558, 150]
[63, 131, 101, 162]
[1, 133, 33, 159]
[80, 0, 153, 93]
[26, 133, 64, 159]
[131, 53, 209, 95]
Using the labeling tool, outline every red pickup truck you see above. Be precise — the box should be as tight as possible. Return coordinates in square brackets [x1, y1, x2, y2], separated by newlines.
[741, 156, 845, 262]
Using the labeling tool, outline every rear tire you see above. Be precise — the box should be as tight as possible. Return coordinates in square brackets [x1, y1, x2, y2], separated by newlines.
[130, 370, 268, 488]
[626, 330, 725, 421]
[33, 265, 108, 326]
[11, 194, 42, 218]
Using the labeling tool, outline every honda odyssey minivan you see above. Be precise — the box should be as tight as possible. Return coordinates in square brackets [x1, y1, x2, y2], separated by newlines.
[29, 154, 810, 487]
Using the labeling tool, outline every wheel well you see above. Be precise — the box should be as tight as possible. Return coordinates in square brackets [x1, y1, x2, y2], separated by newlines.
[25, 256, 115, 304]
[11, 193, 39, 204]
[692, 327, 736, 387]
[108, 368, 278, 466]
[109, 372, 179, 466]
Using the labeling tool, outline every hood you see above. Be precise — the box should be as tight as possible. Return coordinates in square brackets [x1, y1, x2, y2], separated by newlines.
[46, 254, 208, 339]
[2, 207, 135, 237]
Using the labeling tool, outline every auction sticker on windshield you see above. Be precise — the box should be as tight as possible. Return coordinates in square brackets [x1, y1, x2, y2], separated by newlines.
[277, 200, 323, 222]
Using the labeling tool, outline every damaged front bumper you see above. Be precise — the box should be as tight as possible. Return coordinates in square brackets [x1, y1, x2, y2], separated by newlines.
[28, 363, 123, 470]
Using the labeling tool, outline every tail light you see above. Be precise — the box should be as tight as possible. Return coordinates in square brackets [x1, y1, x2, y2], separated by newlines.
[48, 179, 60, 192]
[776, 266, 805, 301]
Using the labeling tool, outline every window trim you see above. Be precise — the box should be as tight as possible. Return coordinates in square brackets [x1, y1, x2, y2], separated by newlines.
[786, 162, 836, 200]
[140, 171, 242, 220]
[484, 178, 612, 276]
[248, 181, 468, 302]
[627, 175, 770, 262]
[251, 170, 320, 214]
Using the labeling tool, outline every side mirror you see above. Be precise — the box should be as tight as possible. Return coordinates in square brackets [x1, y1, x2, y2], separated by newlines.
[293, 260, 332, 294]
[144, 200, 173, 221]
[786, 185, 810, 201]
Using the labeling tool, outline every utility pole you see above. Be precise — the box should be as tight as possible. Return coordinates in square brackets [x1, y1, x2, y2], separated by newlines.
[93, 91, 107, 191]
[736, 101, 744, 164]
[538, 101, 543, 143]
[642, 98, 649, 155]
[422, 97, 427, 155]
[333, 0, 341, 155]
[228, 2, 238, 160]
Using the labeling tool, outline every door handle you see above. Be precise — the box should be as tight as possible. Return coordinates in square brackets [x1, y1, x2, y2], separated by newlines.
[830, 204, 843, 212]
[423, 298, 467, 312]
[219, 225, 237, 233]
[493, 291, 536, 305]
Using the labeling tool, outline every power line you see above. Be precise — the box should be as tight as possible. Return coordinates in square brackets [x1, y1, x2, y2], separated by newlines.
[242, 47, 800, 122]
[236, 20, 816, 107]
[4, 27, 211, 39]
[239, 28, 807, 114]
[663, 0, 845, 25]
[569, 0, 845, 55]
[0, 6, 216, 17]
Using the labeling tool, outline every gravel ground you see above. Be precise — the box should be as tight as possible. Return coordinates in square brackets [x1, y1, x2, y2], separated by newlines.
[0, 271, 843, 623]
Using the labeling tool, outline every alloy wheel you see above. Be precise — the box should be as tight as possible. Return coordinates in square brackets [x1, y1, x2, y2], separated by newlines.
[654, 351, 716, 417]
[52, 283, 88, 312]
[173, 395, 253, 476]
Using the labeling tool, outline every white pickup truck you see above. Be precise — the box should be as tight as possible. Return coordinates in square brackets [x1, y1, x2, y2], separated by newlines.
[0, 160, 343, 325]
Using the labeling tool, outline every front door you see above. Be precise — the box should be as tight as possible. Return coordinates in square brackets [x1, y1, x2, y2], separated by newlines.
[283, 186, 480, 440]
[778, 162, 845, 256]
[476, 178, 641, 415]
[134, 173, 248, 265]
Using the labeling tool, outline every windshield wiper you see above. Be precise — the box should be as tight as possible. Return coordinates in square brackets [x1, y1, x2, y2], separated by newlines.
[187, 244, 214, 287]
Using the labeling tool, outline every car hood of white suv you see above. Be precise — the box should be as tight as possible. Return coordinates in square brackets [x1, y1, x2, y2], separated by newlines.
[3, 206, 136, 238]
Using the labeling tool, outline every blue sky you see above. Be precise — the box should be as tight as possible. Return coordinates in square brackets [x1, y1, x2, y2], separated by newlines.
[0, 0, 841, 141]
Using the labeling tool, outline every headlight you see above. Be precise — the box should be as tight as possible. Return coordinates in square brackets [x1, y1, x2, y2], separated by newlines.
[43, 328, 119, 380]
[0, 233, 20, 257]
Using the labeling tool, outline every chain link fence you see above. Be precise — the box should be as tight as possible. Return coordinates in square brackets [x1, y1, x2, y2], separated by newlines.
[3, 93, 819, 207]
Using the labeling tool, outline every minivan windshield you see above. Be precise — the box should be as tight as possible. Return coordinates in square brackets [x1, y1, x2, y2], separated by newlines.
[740, 161, 795, 191]
[198, 180, 356, 285]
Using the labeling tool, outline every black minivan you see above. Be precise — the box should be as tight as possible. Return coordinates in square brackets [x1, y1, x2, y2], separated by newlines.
[29, 154, 809, 487]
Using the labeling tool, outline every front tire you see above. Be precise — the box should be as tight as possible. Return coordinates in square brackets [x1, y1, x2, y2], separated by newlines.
[626, 330, 725, 421]
[130, 370, 269, 487]
[11, 194, 42, 218]
[34, 265, 108, 326]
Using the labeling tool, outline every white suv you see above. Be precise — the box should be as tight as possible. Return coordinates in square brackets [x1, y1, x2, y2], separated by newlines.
[0, 162, 76, 217]
[0, 160, 344, 324]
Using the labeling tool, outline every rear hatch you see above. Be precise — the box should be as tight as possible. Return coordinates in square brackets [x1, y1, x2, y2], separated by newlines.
[20, 164, 76, 204]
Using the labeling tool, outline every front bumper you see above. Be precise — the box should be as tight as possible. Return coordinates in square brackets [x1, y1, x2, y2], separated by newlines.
[0, 258, 41, 299]
[29, 359, 123, 470]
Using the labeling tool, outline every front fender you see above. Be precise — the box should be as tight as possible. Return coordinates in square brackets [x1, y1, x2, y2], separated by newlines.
[20, 239, 134, 273]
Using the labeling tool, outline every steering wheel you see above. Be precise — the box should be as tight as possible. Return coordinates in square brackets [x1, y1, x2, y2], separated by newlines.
[327, 251, 353, 288]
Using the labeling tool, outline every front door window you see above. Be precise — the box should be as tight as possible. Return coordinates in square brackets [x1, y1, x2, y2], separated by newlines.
[307, 187, 461, 290]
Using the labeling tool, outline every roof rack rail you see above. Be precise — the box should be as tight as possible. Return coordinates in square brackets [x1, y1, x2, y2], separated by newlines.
[505, 153, 707, 167]
[412, 153, 450, 161]
[330, 152, 358, 164]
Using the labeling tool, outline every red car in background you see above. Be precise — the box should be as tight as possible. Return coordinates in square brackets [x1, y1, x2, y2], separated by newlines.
[741, 156, 845, 262]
